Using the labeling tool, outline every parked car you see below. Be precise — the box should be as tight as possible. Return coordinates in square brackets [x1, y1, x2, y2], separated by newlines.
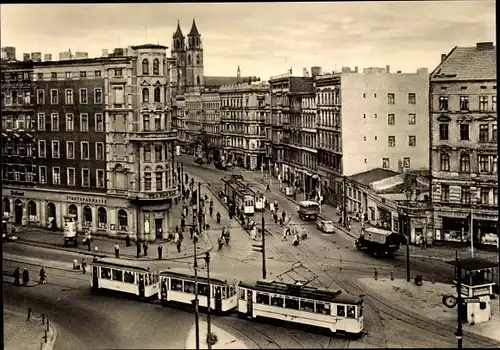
[316, 219, 335, 233]
[194, 157, 203, 165]
[2, 233, 18, 243]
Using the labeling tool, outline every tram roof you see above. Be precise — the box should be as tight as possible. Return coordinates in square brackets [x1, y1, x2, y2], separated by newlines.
[446, 257, 498, 271]
[159, 268, 237, 286]
[239, 280, 363, 305]
[90, 257, 156, 273]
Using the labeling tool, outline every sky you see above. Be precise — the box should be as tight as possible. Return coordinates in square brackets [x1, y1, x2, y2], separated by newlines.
[0, 2, 496, 79]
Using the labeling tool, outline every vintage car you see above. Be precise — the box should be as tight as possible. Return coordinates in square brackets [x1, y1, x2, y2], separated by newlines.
[316, 219, 335, 233]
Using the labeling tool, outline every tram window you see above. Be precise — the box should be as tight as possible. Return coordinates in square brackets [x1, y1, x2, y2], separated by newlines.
[112, 269, 123, 282]
[347, 305, 356, 318]
[285, 297, 299, 310]
[124, 271, 135, 284]
[239, 289, 246, 300]
[256, 293, 270, 305]
[144, 275, 149, 286]
[359, 305, 363, 318]
[337, 305, 346, 317]
[198, 283, 209, 297]
[101, 267, 111, 279]
[300, 299, 315, 313]
[222, 287, 227, 299]
[271, 295, 284, 307]
[229, 285, 235, 297]
[316, 302, 330, 315]
[184, 281, 195, 294]
[171, 278, 183, 291]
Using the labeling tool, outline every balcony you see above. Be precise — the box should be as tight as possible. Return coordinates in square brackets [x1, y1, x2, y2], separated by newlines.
[129, 186, 181, 202]
[128, 130, 177, 142]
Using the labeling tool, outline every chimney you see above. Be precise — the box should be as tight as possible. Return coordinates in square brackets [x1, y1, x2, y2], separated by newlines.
[311, 66, 322, 78]
[23, 53, 30, 61]
[476, 42, 494, 51]
[441, 54, 446, 62]
[354, 66, 358, 73]
[303, 67, 308, 77]
[386, 65, 390, 73]
[44, 53, 52, 62]
[397, 71, 402, 74]
[102, 49, 109, 57]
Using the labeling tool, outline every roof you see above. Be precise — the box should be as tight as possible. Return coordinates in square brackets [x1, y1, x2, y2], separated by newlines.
[90, 257, 155, 272]
[431, 43, 496, 81]
[364, 227, 394, 236]
[446, 257, 498, 271]
[205, 76, 258, 87]
[188, 19, 200, 37]
[159, 267, 237, 286]
[299, 200, 320, 206]
[348, 168, 399, 187]
[130, 44, 168, 50]
[173, 21, 184, 39]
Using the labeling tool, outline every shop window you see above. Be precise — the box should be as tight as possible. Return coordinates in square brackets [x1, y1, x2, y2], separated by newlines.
[271, 295, 284, 307]
[101, 267, 111, 279]
[171, 278, 183, 291]
[98, 207, 107, 229]
[112, 269, 123, 282]
[300, 299, 315, 312]
[124, 271, 135, 284]
[337, 305, 346, 317]
[347, 305, 356, 318]
[285, 297, 299, 310]
[184, 280, 195, 294]
[316, 302, 330, 315]
[118, 209, 128, 231]
[28, 200, 37, 220]
[256, 293, 270, 305]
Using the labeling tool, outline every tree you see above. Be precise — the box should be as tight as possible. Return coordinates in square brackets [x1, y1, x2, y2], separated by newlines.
[196, 131, 210, 159]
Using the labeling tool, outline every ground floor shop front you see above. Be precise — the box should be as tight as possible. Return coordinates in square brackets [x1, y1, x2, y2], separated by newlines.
[2, 187, 181, 242]
[223, 148, 264, 170]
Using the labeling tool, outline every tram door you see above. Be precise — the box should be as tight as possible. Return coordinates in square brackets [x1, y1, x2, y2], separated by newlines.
[138, 274, 145, 298]
[215, 286, 222, 314]
[92, 266, 99, 289]
[160, 278, 168, 302]
[246, 290, 253, 317]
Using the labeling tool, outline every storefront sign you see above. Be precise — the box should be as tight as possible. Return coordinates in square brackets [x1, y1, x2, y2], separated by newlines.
[472, 286, 491, 297]
[147, 189, 178, 199]
[66, 196, 107, 205]
[11, 190, 24, 197]
[460, 285, 469, 297]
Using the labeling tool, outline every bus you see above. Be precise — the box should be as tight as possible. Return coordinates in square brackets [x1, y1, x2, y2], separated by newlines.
[297, 201, 320, 221]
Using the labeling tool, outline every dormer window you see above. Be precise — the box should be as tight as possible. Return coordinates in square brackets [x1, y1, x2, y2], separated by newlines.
[142, 59, 149, 75]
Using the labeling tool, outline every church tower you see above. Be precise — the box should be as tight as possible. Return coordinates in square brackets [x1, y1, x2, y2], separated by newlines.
[171, 20, 186, 95]
[237, 65, 241, 84]
[185, 19, 204, 93]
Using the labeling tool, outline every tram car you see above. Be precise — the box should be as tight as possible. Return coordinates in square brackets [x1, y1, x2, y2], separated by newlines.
[222, 175, 255, 215]
[355, 227, 402, 257]
[159, 268, 238, 314]
[238, 280, 364, 337]
[90, 258, 159, 300]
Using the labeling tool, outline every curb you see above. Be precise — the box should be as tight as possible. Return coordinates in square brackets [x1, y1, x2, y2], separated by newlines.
[42, 319, 57, 350]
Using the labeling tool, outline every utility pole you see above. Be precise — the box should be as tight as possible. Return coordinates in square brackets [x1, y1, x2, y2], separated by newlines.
[261, 212, 267, 279]
[455, 251, 463, 349]
[342, 175, 347, 228]
[193, 182, 201, 350]
[406, 212, 411, 282]
[204, 252, 212, 349]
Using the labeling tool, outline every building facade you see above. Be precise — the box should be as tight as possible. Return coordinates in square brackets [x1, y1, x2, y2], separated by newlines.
[201, 87, 222, 158]
[429, 42, 497, 247]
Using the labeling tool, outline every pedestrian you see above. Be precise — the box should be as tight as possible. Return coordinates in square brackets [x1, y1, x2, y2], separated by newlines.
[270, 202, 275, 214]
[189, 226, 194, 240]
[87, 235, 92, 251]
[274, 200, 279, 213]
[114, 242, 120, 258]
[158, 244, 163, 260]
[176, 239, 181, 253]
[143, 242, 148, 256]
[281, 210, 286, 223]
[136, 240, 141, 258]
[273, 213, 278, 224]
[181, 216, 186, 230]
[39, 267, 47, 283]
[81, 259, 87, 274]
[266, 183, 271, 192]
[282, 227, 288, 241]
[13, 267, 20, 285]
[125, 234, 131, 247]
[22, 268, 29, 285]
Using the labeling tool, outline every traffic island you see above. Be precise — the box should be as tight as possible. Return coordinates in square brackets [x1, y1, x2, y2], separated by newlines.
[185, 320, 249, 349]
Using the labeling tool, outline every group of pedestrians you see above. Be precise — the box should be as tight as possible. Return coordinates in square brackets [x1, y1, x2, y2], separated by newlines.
[12, 266, 47, 285]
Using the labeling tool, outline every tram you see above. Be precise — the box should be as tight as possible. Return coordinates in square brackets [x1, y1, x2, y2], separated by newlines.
[238, 280, 364, 337]
[90, 258, 159, 300]
[222, 175, 255, 215]
[159, 268, 238, 314]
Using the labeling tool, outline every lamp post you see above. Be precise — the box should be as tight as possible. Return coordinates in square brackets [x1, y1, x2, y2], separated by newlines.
[204, 252, 212, 349]
[404, 189, 412, 282]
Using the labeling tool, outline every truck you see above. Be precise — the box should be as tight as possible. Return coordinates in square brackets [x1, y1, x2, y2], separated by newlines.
[297, 201, 320, 221]
[63, 214, 78, 247]
[355, 227, 402, 257]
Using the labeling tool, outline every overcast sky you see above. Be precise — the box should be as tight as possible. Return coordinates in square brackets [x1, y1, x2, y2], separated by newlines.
[1, 2, 495, 79]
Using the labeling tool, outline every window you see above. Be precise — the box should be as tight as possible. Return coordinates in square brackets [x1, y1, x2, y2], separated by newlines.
[51, 113, 59, 131]
[408, 93, 416, 104]
[142, 59, 149, 75]
[79, 89, 88, 104]
[100, 267, 111, 279]
[480, 187, 490, 205]
[382, 158, 390, 169]
[408, 113, 416, 125]
[36, 89, 45, 104]
[66, 72, 72, 79]
[388, 114, 395, 125]
[155, 145, 162, 161]
[51, 72, 57, 79]
[459, 153, 470, 172]
[439, 96, 448, 111]
[388, 136, 395, 147]
[155, 115, 161, 131]
[403, 157, 410, 168]
[95, 70, 101, 77]
[80, 113, 89, 132]
[461, 186, 471, 204]
[96, 142, 104, 160]
[142, 88, 149, 103]
[97, 170, 105, 188]
[300, 299, 315, 312]
[459, 96, 469, 111]
[81, 142, 89, 160]
[66, 113, 74, 131]
[171, 278, 183, 291]
[440, 153, 450, 171]
[479, 96, 488, 111]
[316, 302, 330, 315]
[153, 59, 159, 75]
[493, 188, 498, 206]
[80, 71, 87, 78]
[143, 114, 150, 131]
[144, 145, 151, 162]
[94, 88, 102, 104]
[52, 141, 60, 158]
[95, 113, 104, 132]
[52, 167, 61, 185]
[82, 168, 90, 187]
[271, 295, 284, 307]
[144, 171, 152, 191]
[67, 168, 75, 186]
[441, 184, 450, 202]
[479, 124, 489, 142]
[114, 68, 123, 76]
[65, 89, 73, 104]
[460, 124, 469, 141]
[256, 293, 270, 305]
[198, 283, 209, 297]
[156, 171, 163, 191]
[38, 140, 46, 158]
[39, 167, 47, 184]
[98, 207, 107, 229]
[347, 305, 356, 318]
[492, 156, 498, 174]
[388, 93, 395, 104]
[478, 155, 490, 173]
[37, 113, 45, 130]
[409, 135, 416, 147]
[439, 124, 449, 140]
[112, 269, 123, 282]
[492, 96, 497, 111]
[37, 73, 43, 80]
[337, 305, 346, 316]
[154, 87, 161, 102]
[285, 297, 299, 310]
[240, 289, 246, 300]
[183, 281, 195, 294]
[50, 89, 58, 104]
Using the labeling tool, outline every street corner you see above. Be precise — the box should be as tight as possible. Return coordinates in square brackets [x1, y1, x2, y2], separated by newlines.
[184, 320, 249, 350]
[42, 318, 58, 350]
[4, 307, 54, 350]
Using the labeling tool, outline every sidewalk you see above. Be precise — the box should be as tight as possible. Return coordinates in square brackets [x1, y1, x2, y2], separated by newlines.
[185, 320, 249, 349]
[245, 172, 499, 263]
[4, 307, 57, 350]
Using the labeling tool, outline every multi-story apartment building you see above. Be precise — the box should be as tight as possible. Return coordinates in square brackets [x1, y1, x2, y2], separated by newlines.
[429, 42, 497, 247]
[201, 87, 222, 158]
[1, 44, 179, 242]
[219, 82, 270, 170]
[1, 60, 36, 225]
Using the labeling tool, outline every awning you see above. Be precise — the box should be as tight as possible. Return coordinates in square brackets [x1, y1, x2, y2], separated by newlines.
[1, 133, 7, 137]
[23, 133, 33, 138]
[12, 133, 20, 138]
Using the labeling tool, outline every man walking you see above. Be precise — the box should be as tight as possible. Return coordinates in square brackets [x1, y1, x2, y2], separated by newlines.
[157, 244, 163, 260]
[136, 240, 141, 258]
[114, 243, 120, 258]
[143, 242, 148, 256]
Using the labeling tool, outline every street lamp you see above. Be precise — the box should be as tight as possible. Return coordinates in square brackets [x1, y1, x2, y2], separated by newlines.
[403, 189, 412, 282]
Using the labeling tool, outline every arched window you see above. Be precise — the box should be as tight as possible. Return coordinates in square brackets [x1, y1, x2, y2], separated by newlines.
[196, 55, 200, 65]
[144, 170, 152, 191]
[175, 39, 179, 50]
[196, 76, 200, 85]
[188, 55, 191, 64]
[142, 88, 149, 103]
[83, 206, 92, 227]
[118, 209, 128, 231]
[154, 87, 161, 103]
[153, 59, 160, 75]
[47, 202, 56, 221]
[98, 207, 107, 229]
[28, 200, 36, 220]
[69, 204, 78, 220]
[3, 198, 10, 214]
[142, 58, 149, 75]
[155, 166, 163, 191]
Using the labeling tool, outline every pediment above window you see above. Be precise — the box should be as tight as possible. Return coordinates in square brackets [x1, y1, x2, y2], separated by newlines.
[457, 115, 474, 123]
[458, 148, 471, 154]
[140, 80, 150, 86]
[153, 80, 162, 86]
[437, 114, 451, 122]
[475, 115, 497, 122]
[437, 145, 453, 152]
